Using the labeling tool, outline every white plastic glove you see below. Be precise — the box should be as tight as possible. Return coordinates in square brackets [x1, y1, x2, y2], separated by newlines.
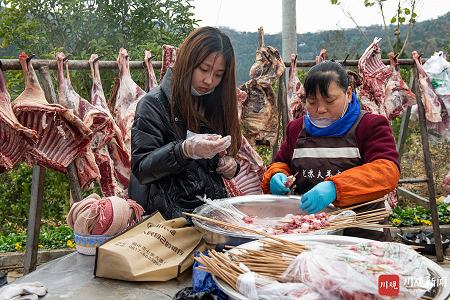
[0, 282, 47, 300]
[182, 134, 231, 159]
[216, 155, 238, 179]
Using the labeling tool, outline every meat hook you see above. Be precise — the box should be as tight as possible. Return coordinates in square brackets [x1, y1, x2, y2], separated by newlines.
[142, 61, 147, 70]
[418, 53, 424, 58]
[93, 55, 104, 63]
[26, 54, 36, 63]
[342, 53, 350, 66]
[394, 52, 400, 59]
[63, 54, 72, 62]
[125, 55, 129, 59]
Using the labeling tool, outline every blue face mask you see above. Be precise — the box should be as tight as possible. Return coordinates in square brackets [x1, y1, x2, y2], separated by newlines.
[306, 96, 349, 128]
[191, 86, 215, 96]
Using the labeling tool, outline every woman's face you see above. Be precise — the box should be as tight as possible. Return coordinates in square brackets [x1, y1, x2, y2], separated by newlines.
[305, 81, 352, 119]
[192, 52, 226, 95]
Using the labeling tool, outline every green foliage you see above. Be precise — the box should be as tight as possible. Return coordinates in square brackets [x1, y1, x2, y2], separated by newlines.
[0, 163, 101, 235]
[0, 223, 75, 253]
[0, 0, 198, 99]
[389, 202, 450, 227]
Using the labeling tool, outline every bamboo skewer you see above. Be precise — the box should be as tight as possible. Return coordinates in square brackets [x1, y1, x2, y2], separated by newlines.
[327, 197, 387, 215]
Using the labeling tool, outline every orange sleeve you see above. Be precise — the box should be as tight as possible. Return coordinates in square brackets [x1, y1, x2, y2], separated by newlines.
[261, 162, 292, 194]
[325, 159, 400, 207]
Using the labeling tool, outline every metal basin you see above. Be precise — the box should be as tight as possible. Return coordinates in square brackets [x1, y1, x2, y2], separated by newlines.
[192, 195, 341, 251]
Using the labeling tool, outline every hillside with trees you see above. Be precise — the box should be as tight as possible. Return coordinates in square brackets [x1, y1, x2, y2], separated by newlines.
[225, 11, 450, 86]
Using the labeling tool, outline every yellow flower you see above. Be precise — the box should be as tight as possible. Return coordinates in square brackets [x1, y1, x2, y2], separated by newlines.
[414, 215, 420, 222]
[59, 241, 62, 243]
[437, 196, 443, 202]
[38, 244, 43, 248]
[446, 219, 449, 222]
[392, 219, 402, 225]
[420, 220, 432, 226]
[67, 240, 75, 248]
[15, 243, 22, 251]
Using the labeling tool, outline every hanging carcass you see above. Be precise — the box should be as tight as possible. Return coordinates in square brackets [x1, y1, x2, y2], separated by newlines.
[0, 61, 38, 173]
[384, 52, 416, 121]
[240, 27, 285, 148]
[11, 52, 92, 173]
[160, 45, 179, 83]
[113, 48, 147, 153]
[89, 54, 131, 198]
[287, 54, 306, 121]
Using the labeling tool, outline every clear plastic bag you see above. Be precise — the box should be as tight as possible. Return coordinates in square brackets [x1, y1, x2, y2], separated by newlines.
[423, 51, 450, 115]
[280, 242, 432, 299]
[236, 271, 324, 300]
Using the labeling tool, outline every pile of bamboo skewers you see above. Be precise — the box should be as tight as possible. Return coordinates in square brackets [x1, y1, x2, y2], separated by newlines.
[183, 199, 432, 300]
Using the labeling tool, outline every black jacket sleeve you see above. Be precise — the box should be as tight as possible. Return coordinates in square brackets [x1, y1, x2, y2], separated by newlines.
[131, 90, 191, 185]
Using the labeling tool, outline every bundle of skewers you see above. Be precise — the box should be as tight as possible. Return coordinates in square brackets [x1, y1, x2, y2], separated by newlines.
[193, 197, 393, 235]
[184, 206, 435, 300]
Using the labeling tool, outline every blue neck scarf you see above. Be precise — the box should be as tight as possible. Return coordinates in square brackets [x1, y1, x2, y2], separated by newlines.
[304, 92, 361, 137]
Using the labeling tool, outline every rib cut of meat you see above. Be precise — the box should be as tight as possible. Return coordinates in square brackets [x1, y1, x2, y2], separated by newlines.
[224, 136, 266, 197]
[240, 80, 278, 148]
[114, 48, 146, 153]
[89, 54, 130, 197]
[358, 37, 393, 118]
[384, 52, 416, 121]
[287, 54, 306, 121]
[249, 27, 286, 86]
[56, 52, 109, 190]
[160, 45, 179, 82]
[0, 63, 38, 173]
[315, 49, 326, 64]
[144, 50, 158, 93]
[412, 51, 442, 123]
[11, 52, 92, 173]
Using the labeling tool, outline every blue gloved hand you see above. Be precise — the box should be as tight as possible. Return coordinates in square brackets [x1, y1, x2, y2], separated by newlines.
[270, 173, 290, 195]
[299, 181, 337, 214]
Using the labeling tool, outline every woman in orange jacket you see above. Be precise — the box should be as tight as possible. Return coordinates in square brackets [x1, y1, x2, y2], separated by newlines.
[261, 60, 400, 241]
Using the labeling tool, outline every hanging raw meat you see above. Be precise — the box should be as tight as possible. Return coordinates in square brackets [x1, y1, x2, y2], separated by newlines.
[240, 80, 278, 148]
[144, 50, 158, 93]
[287, 54, 306, 121]
[160, 45, 179, 82]
[89, 54, 131, 198]
[114, 48, 146, 153]
[223, 136, 266, 197]
[0, 61, 38, 173]
[249, 27, 286, 86]
[412, 51, 442, 123]
[11, 52, 92, 173]
[347, 70, 362, 95]
[384, 52, 417, 121]
[315, 49, 326, 64]
[223, 89, 266, 197]
[56, 52, 111, 190]
[358, 37, 393, 118]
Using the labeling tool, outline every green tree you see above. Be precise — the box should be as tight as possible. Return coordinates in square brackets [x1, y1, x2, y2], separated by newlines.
[0, 0, 198, 232]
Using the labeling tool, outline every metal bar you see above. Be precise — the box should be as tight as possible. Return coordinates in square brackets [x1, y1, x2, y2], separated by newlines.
[397, 187, 429, 209]
[1, 59, 162, 70]
[0, 58, 425, 71]
[398, 178, 428, 184]
[23, 166, 45, 275]
[412, 64, 443, 261]
[279, 72, 288, 141]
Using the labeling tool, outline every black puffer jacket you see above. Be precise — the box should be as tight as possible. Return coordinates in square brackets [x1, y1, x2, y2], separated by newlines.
[129, 68, 234, 224]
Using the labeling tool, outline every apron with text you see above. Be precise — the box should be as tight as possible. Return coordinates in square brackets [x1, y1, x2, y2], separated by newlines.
[291, 111, 391, 241]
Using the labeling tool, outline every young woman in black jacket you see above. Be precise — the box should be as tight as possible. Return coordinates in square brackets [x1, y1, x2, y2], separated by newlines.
[129, 27, 242, 223]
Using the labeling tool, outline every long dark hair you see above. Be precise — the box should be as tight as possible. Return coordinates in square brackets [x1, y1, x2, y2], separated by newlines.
[304, 61, 349, 99]
[170, 26, 241, 157]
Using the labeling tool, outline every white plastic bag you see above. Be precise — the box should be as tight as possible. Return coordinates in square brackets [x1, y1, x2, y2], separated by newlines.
[423, 51, 450, 115]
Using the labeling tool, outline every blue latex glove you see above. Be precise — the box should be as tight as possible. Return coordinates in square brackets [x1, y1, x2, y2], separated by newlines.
[299, 181, 337, 214]
[270, 173, 290, 195]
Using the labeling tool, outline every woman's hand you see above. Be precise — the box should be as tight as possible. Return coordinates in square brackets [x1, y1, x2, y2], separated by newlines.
[182, 134, 231, 159]
[299, 181, 337, 214]
[216, 155, 237, 179]
[270, 173, 290, 195]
